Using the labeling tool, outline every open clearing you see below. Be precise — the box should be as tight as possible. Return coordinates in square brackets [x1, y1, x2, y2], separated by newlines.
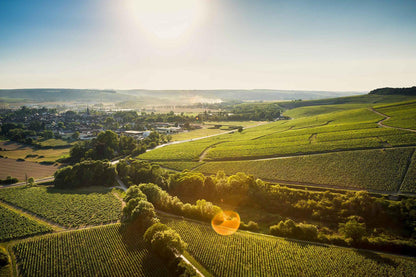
[0, 158, 59, 180]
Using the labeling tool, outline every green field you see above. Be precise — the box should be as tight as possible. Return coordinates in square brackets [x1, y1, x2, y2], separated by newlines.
[165, 218, 416, 277]
[0, 204, 52, 241]
[12, 224, 170, 277]
[195, 148, 414, 192]
[36, 138, 73, 148]
[0, 140, 69, 162]
[139, 106, 416, 162]
[374, 101, 416, 130]
[0, 186, 121, 228]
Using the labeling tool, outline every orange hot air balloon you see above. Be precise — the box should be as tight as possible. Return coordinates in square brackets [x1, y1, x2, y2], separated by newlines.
[211, 210, 240, 236]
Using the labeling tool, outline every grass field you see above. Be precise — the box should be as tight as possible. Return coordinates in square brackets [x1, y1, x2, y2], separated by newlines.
[0, 140, 69, 162]
[0, 204, 52, 242]
[139, 106, 416, 162]
[165, 218, 416, 277]
[0, 158, 59, 180]
[374, 101, 416, 130]
[195, 148, 414, 192]
[12, 224, 170, 277]
[36, 138, 73, 148]
[0, 186, 121, 228]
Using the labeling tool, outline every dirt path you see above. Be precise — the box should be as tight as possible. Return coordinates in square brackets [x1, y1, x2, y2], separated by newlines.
[397, 148, 415, 194]
[369, 107, 416, 133]
[198, 142, 228, 162]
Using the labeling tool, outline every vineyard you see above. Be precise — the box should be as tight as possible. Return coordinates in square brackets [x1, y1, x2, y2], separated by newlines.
[0, 186, 121, 228]
[157, 161, 202, 172]
[401, 150, 416, 193]
[374, 101, 416, 130]
[195, 147, 414, 192]
[165, 218, 416, 277]
[0, 204, 52, 241]
[139, 106, 416, 162]
[12, 224, 170, 277]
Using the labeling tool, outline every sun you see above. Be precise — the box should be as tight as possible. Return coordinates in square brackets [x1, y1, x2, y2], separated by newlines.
[127, 0, 206, 40]
[211, 210, 241, 236]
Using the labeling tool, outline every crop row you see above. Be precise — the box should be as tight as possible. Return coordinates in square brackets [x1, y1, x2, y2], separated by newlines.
[140, 107, 416, 162]
[0, 186, 121, 228]
[196, 148, 414, 192]
[0, 204, 52, 241]
[401, 150, 416, 193]
[165, 218, 416, 277]
[13, 224, 169, 277]
[374, 101, 416, 130]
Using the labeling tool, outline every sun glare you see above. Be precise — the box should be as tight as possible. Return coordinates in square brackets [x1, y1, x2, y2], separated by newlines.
[211, 210, 241, 236]
[127, 0, 205, 40]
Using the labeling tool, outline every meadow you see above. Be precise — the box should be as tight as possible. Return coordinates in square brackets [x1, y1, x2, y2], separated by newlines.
[0, 140, 69, 163]
[0, 186, 121, 228]
[0, 204, 52, 241]
[12, 224, 170, 277]
[165, 218, 416, 277]
[195, 148, 414, 192]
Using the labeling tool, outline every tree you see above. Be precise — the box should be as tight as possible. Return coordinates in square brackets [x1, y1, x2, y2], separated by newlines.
[42, 130, 54, 139]
[150, 229, 187, 261]
[71, 131, 80, 140]
[27, 177, 35, 187]
[143, 223, 170, 245]
[339, 218, 366, 241]
[130, 200, 158, 229]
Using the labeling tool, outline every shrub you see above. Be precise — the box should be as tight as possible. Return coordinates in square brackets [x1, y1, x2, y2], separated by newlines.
[240, 221, 260, 231]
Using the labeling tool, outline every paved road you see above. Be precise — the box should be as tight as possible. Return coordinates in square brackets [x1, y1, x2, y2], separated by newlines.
[0, 176, 54, 189]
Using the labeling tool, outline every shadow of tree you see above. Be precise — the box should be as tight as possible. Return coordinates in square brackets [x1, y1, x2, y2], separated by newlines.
[354, 249, 398, 268]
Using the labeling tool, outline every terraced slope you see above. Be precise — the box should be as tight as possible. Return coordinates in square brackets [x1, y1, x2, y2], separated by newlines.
[139, 106, 416, 162]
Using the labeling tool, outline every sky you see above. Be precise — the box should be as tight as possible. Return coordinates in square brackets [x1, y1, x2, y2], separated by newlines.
[0, 0, 415, 91]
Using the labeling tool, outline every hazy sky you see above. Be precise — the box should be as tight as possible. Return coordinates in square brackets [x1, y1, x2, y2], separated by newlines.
[1, 0, 415, 91]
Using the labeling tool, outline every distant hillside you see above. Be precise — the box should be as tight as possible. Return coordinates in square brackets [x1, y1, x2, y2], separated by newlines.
[369, 86, 416, 96]
[0, 88, 363, 106]
[119, 89, 363, 103]
[0, 89, 138, 104]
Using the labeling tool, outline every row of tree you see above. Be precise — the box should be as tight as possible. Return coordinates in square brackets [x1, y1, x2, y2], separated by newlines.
[54, 160, 116, 188]
[68, 130, 171, 163]
[121, 185, 196, 276]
